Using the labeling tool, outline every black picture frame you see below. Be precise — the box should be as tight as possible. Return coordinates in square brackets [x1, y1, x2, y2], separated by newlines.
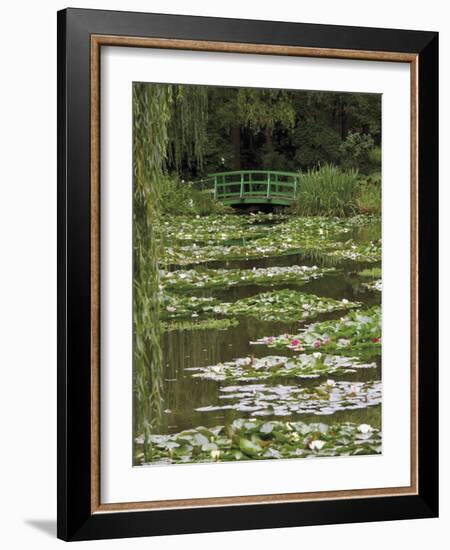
[57, 7, 438, 541]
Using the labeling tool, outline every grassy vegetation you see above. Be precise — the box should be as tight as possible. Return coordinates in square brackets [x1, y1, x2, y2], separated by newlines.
[357, 180, 381, 215]
[287, 164, 381, 217]
[290, 164, 360, 217]
[160, 176, 231, 216]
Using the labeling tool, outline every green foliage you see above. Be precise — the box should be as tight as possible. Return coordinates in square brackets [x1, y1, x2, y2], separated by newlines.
[339, 132, 375, 172]
[159, 177, 230, 216]
[135, 420, 382, 464]
[166, 85, 208, 171]
[160, 289, 358, 323]
[292, 122, 342, 168]
[133, 83, 171, 453]
[368, 147, 382, 167]
[133, 83, 209, 458]
[359, 267, 382, 278]
[164, 87, 381, 177]
[290, 165, 360, 217]
[237, 88, 296, 133]
[161, 294, 220, 320]
[357, 183, 382, 215]
[218, 289, 360, 322]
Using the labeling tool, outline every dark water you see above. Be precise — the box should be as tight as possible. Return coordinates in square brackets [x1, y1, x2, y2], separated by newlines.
[156, 222, 382, 435]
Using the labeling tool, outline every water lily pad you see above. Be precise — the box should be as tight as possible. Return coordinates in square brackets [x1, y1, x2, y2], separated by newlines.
[161, 317, 239, 332]
[187, 353, 376, 382]
[362, 279, 382, 292]
[195, 380, 381, 417]
[136, 419, 382, 464]
[253, 306, 381, 354]
[161, 294, 221, 320]
[327, 241, 381, 263]
[216, 289, 360, 322]
[160, 214, 380, 265]
[162, 265, 336, 292]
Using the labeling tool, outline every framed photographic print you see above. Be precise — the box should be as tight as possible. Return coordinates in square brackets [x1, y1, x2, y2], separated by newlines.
[57, 8, 438, 541]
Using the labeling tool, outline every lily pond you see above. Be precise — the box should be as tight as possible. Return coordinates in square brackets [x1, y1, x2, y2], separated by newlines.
[134, 213, 382, 465]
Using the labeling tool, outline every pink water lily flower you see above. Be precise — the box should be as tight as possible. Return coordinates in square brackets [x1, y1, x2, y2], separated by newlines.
[313, 340, 321, 348]
[291, 338, 301, 347]
[265, 336, 274, 343]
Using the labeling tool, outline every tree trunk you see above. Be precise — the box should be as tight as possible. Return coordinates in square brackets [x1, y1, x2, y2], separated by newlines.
[231, 123, 241, 170]
[265, 127, 273, 164]
[340, 99, 347, 140]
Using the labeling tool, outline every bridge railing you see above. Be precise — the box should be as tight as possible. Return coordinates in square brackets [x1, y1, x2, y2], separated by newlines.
[208, 170, 299, 203]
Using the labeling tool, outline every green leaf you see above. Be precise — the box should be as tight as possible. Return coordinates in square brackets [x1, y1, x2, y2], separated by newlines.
[260, 422, 275, 434]
[239, 438, 262, 457]
[192, 433, 210, 447]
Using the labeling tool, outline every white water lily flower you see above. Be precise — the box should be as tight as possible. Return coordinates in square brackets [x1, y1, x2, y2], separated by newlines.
[309, 439, 325, 451]
[358, 424, 373, 434]
[342, 298, 349, 304]
[211, 450, 221, 460]
[312, 352, 322, 359]
[326, 379, 335, 387]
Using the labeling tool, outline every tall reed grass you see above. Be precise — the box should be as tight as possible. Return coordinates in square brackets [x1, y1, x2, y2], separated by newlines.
[357, 183, 381, 215]
[290, 164, 360, 217]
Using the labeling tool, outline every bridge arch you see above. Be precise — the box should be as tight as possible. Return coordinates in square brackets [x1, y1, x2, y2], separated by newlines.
[208, 170, 298, 207]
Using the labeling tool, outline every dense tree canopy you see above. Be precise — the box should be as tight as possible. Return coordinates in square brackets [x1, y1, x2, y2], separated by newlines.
[164, 86, 381, 180]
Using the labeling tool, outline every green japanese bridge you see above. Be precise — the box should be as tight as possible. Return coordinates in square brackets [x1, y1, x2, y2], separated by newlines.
[208, 170, 299, 207]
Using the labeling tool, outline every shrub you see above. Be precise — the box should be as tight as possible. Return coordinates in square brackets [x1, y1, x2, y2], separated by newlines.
[365, 171, 382, 186]
[368, 146, 381, 167]
[290, 164, 360, 217]
[159, 177, 231, 216]
[339, 132, 375, 172]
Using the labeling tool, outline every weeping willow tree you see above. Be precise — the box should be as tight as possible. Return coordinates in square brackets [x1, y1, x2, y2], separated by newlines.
[237, 89, 296, 166]
[167, 85, 208, 171]
[133, 83, 207, 461]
